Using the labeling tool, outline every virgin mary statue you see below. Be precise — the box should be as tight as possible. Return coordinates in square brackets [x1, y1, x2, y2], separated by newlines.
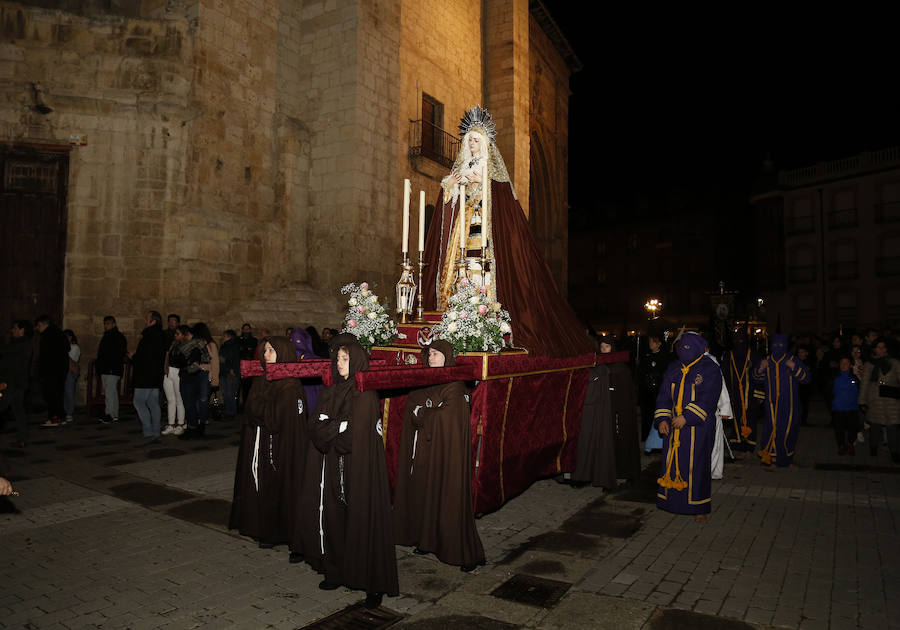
[422, 106, 593, 358]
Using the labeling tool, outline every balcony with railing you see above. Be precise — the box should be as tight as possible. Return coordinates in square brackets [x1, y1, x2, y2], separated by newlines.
[828, 261, 858, 281]
[876, 201, 900, 223]
[877, 256, 900, 276]
[828, 208, 858, 229]
[778, 146, 900, 187]
[786, 214, 815, 236]
[788, 265, 817, 284]
[408, 120, 460, 169]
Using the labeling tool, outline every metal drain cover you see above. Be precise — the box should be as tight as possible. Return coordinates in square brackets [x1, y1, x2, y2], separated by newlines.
[299, 602, 402, 629]
[491, 573, 572, 608]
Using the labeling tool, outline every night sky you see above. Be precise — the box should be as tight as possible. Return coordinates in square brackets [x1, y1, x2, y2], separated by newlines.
[545, 6, 900, 214]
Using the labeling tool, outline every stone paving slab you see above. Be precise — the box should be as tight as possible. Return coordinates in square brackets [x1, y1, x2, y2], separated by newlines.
[3, 399, 900, 629]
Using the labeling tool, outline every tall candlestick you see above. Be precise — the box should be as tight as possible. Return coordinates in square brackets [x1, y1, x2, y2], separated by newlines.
[458, 183, 467, 251]
[402, 178, 411, 255]
[418, 190, 425, 252]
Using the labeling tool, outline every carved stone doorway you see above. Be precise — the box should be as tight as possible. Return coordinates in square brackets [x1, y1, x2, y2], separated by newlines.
[0, 144, 69, 325]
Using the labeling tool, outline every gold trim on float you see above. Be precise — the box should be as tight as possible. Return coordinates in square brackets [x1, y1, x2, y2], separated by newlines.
[381, 398, 390, 447]
[555, 370, 575, 472]
[484, 364, 595, 380]
[498, 378, 514, 504]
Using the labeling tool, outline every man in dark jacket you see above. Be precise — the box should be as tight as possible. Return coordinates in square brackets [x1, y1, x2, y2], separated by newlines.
[637, 333, 671, 442]
[96, 316, 128, 423]
[238, 323, 258, 412]
[130, 311, 167, 445]
[35, 315, 69, 427]
[0, 320, 33, 446]
[220, 329, 241, 417]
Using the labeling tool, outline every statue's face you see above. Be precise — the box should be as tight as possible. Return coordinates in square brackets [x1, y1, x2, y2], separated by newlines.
[468, 132, 484, 157]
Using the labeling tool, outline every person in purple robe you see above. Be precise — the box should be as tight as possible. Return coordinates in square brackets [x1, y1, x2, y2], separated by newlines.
[654, 332, 722, 522]
[722, 330, 763, 452]
[290, 326, 321, 417]
[754, 333, 811, 469]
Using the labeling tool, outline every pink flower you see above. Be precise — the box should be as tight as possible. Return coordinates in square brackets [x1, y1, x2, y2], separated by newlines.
[348, 319, 358, 328]
[459, 311, 468, 320]
[460, 277, 469, 287]
[478, 304, 488, 315]
[360, 282, 369, 290]
[357, 305, 366, 313]
[479, 285, 488, 295]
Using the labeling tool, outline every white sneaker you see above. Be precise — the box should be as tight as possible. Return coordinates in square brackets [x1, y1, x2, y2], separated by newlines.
[64, 416, 74, 423]
[173, 425, 185, 436]
[161, 425, 176, 436]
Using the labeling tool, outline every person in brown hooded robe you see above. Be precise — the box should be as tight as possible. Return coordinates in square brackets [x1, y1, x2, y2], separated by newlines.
[292, 340, 398, 608]
[229, 336, 307, 550]
[393, 340, 485, 571]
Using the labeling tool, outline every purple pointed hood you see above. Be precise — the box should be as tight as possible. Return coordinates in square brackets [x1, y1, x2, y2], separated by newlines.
[676, 332, 707, 365]
[771, 333, 789, 360]
[289, 327, 315, 360]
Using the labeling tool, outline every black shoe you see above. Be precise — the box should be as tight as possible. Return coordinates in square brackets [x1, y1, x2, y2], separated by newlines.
[318, 580, 340, 591]
[197, 424, 206, 438]
[413, 547, 428, 555]
[288, 551, 303, 564]
[364, 593, 383, 609]
[178, 427, 197, 440]
[99, 414, 114, 424]
[460, 564, 477, 573]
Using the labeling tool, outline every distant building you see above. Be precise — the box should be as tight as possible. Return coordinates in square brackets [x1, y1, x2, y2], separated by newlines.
[569, 193, 725, 334]
[750, 147, 900, 333]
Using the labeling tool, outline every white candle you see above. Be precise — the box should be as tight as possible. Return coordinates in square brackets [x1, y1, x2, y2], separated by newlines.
[481, 162, 488, 249]
[418, 190, 426, 252]
[402, 178, 411, 254]
[458, 183, 466, 251]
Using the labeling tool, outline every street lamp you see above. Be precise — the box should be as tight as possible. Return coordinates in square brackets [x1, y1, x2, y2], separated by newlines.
[644, 298, 662, 319]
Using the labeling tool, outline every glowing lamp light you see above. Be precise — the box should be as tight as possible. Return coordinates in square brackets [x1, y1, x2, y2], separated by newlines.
[644, 298, 662, 318]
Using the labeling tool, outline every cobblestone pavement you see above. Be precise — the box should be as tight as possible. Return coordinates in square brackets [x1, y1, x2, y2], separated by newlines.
[1, 399, 898, 629]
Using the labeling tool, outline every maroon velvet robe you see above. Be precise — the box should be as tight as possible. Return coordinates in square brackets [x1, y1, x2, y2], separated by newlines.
[422, 180, 593, 358]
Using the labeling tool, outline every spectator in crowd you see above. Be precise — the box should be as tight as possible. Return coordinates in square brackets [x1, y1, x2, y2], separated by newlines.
[62, 329, 80, 423]
[130, 311, 167, 446]
[162, 325, 188, 436]
[1, 320, 33, 447]
[863, 328, 879, 359]
[220, 329, 241, 418]
[238, 323, 258, 412]
[193, 322, 219, 407]
[796, 346, 813, 426]
[36, 314, 69, 428]
[832, 356, 860, 455]
[850, 345, 865, 380]
[819, 335, 844, 409]
[307, 326, 329, 358]
[179, 326, 211, 440]
[165, 313, 181, 348]
[637, 333, 671, 443]
[96, 315, 127, 423]
[859, 339, 900, 462]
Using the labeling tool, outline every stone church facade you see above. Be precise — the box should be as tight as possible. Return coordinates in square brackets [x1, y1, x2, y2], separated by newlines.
[1, 0, 577, 359]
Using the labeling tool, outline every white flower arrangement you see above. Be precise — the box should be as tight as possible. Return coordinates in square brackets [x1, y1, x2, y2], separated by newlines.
[340, 282, 399, 350]
[433, 281, 512, 353]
